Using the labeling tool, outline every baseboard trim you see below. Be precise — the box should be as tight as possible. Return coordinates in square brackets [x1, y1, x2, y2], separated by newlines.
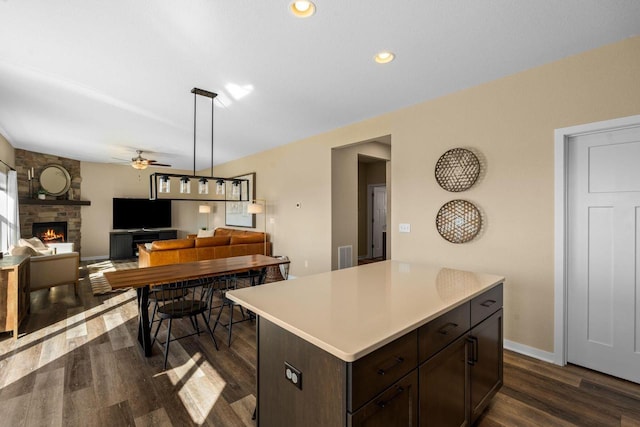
[504, 339, 557, 365]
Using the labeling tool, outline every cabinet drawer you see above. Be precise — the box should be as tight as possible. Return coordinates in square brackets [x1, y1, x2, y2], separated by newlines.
[349, 330, 417, 412]
[471, 283, 503, 326]
[348, 370, 418, 427]
[418, 302, 470, 362]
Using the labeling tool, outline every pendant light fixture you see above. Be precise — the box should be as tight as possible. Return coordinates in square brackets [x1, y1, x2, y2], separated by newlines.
[159, 175, 170, 193]
[149, 88, 250, 202]
[216, 179, 225, 195]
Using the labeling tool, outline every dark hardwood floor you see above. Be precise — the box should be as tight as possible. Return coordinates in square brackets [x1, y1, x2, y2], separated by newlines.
[1, 267, 639, 426]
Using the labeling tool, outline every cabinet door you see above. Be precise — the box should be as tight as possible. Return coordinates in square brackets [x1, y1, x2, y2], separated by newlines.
[469, 308, 503, 423]
[18, 259, 30, 316]
[158, 230, 177, 240]
[419, 335, 469, 427]
[349, 370, 418, 427]
[110, 234, 133, 259]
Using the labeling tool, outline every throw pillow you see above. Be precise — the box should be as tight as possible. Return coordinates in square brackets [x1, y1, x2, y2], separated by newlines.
[19, 236, 47, 250]
[196, 229, 215, 238]
[11, 246, 40, 257]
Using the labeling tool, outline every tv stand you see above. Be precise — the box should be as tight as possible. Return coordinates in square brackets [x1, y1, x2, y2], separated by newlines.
[109, 229, 177, 260]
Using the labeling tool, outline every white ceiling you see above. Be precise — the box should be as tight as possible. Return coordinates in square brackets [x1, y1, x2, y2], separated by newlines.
[1, 1, 639, 171]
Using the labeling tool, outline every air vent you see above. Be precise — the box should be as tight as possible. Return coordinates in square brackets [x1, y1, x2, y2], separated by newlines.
[338, 245, 353, 269]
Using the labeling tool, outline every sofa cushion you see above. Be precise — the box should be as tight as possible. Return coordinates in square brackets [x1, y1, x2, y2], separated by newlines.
[151, 239, 195, 250]
[196, 229, 215, 238]
[230, 234, 264, 245]
[195, 236, 231, 248]
[214, 228, 234, 236]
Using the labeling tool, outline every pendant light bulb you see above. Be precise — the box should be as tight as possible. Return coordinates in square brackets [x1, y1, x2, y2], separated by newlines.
[159, 175, 170, 193]
[198, 178, 209, 195]
[180, 176, 191, 194]
[216, 179, 225, 195]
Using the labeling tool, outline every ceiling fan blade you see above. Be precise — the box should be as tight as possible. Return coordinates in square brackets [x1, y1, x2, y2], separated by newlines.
[148, 161, 172, 167]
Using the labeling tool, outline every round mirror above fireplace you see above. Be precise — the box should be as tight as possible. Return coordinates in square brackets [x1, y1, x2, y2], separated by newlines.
[39, 164, 71, 196]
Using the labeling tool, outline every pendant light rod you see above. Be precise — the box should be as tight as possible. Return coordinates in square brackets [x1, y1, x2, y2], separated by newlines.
[190, 87, 218, 176]
[211, 98, 218, 178]
[193, 89, 197, 176]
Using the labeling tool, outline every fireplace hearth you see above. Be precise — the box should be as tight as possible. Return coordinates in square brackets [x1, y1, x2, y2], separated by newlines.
[33, 221, 68, 243]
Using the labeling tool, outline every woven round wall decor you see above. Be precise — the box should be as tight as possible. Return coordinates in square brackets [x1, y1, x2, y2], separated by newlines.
[434, 148, 480, 192]
[436, 199, 481, 243]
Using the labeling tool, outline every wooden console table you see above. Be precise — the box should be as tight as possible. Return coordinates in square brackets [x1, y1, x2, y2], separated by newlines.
[0, 255, 31, 339]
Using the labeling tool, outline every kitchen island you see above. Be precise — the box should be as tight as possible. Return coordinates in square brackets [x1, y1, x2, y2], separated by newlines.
[227, 260, 504, 426]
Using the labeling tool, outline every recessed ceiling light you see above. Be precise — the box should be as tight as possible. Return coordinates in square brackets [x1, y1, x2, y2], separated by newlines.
[374, 51, 395, 64]
[290, 1, 316, 18]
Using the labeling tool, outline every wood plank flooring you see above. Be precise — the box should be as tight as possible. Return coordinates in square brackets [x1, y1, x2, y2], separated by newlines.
[0, 264, 639, 426]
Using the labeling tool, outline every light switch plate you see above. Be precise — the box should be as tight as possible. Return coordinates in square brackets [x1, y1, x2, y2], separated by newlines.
[399, 223, 411, 233]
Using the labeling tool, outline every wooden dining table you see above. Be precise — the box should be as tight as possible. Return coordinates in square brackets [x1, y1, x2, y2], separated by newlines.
[104, 254, 291, 357]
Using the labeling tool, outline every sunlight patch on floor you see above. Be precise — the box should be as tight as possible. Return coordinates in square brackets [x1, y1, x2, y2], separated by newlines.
[164, 351, 225, 425]
[0, 291, 136, 390]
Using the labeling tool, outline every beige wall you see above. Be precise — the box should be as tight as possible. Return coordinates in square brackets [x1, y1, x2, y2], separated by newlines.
[208, 37, 640, 353]
[80, 163, 214, 258]
[0, 134, 15, 168]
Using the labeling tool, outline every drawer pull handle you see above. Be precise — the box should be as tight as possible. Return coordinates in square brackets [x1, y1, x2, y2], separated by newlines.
[376, 386, 405, 408]
[438, 322, 458, 335]
[376, 356, 404, 376]
[480, 299, 496, 307]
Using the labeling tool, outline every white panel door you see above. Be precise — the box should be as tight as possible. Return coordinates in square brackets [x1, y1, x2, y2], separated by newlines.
[567, 125, 640, 383]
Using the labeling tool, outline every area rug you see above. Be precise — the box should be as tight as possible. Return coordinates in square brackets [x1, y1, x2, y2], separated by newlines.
[87, 259, 138, 295]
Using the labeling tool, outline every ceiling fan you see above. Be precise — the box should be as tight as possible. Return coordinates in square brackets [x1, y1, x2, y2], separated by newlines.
[130, 150, 172, 170]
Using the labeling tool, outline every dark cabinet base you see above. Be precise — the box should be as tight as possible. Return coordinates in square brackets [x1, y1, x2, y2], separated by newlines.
[255, 285, 503, 427]
[109, 229, 177, 259]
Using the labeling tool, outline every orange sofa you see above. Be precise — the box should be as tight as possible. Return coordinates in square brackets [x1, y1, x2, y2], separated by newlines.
[137, 227, 271, 267]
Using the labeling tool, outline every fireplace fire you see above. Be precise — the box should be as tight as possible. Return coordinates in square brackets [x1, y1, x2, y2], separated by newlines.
[32, 221, 68, 243]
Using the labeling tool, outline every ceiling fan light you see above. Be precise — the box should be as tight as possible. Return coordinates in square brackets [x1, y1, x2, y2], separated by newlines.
[132, 160, 148, 170]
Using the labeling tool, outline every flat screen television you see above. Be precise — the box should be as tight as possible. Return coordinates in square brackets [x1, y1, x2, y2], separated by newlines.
[112, 198, 172, 230]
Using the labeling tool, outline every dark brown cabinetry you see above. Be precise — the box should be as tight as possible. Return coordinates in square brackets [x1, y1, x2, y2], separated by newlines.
[0, 255, 30, 339]
[349, 370, 419, 427]
[419, 284, 503, 427]
[109, 229, 177, 259]
[257, 283, 503, 427]
[469, 309, 503, 423]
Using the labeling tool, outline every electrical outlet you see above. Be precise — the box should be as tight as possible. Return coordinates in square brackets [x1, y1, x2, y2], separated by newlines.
[284, 362, 302, 390]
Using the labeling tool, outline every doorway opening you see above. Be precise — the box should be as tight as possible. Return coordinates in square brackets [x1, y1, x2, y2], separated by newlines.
[358, 155, 387, 265]
[330, 137, 390, 271]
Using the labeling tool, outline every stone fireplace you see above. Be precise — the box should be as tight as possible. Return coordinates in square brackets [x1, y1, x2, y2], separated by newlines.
[32, 221, 68, 244]
[15, 149, 84, 254]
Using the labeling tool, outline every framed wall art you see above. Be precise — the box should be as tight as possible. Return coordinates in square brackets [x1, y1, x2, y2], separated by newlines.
[225, 172, 256, 228]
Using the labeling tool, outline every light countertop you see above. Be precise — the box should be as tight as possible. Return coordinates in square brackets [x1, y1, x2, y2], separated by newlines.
[226, 260, 504, 362]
